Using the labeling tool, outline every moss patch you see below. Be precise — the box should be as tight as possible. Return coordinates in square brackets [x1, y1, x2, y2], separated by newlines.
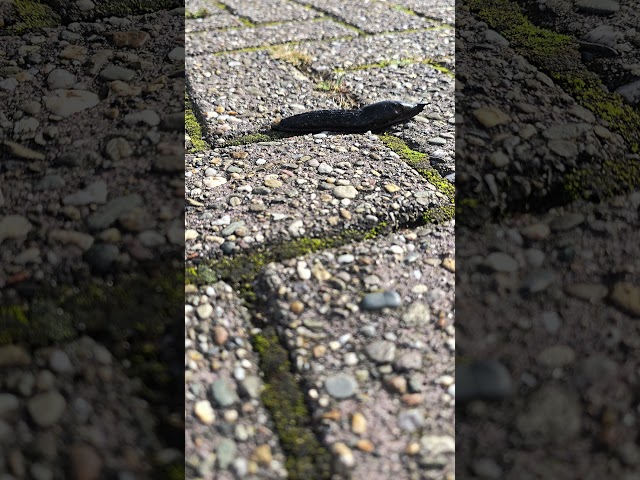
[253, 331, 332, 479]
[379, 134, 455, 204]
[225, 131, 285, 146]
[185, 96, 209, 153]
[185, 7, 210, 19]
[1, 266, 184, 457]
[269, 45, 313, 69]
[466, 0, 640, 199]
[8, 0, 61, 33]
[186, 232, 381, 294]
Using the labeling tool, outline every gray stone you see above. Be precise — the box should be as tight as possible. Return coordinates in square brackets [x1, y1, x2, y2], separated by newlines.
[520, 270, 556, 294]
[332, 185, 358, 199]
[456, 360, 512, 402]
[484, 252, 519, 272]
[516, 384, 581, 445]
[36, 175, 66, 191]
[402, 301, 430, 325]
[47, 69, 76, 89]
[44, 90, 99, 117]
[216, 439, 237, 470]
[238, 375, 262, 399]
[221, 221, 245, 237]
[576, 0, 620, 14]
[361, 291, 402, 310]
[324, 373, 358, 399]
[49, 350, 73, 373]
[86, 195, 143, 230]
[616, 80, 640, 105]
[62, 180, 108, 206]
[99, 65, 136, 81]
[398, 409, 425, 431]
[0, 394, 20, 418]
[0, 215, 32, 243]
[210, 379, 239, 407]
[419, 435, 455, 467]
[549, 213, 584, 231]
[27, 391, 67, 427]
[393, 350, 423, 371]
[472, 458, 503, 479]
[365, 340, 396, 363]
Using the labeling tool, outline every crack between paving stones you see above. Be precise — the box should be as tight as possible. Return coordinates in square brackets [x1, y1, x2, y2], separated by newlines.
[185, 211, 448, 477]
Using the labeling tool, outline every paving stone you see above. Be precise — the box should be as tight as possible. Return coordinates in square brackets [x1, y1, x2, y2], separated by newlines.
[186, 19, 356, 55]
[255, 224, 455, 479]
[296, 0, 435, 33]
[185, 282, 287, 480]
[186, 50, 345, 138]
[219, 0, 321, 23]
[403, 0, 455, 25]
[185, 136, 452, 260]
[300, 28, 454, 73]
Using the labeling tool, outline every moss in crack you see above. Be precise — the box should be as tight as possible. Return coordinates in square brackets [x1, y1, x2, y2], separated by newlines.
[379, 134, 455, 203]
[225, 132, 285, 146]
[0, 300, 75, 347]
[9, 0, 61, 33]
[186, 225, 393, 290]
[1, 266, 184, 456]
[185, 8, 210, 19]
[269, 45, 313, 69]
[253, 331, 332, 479]
[467, 0, 640, 201]
[423, 204, 455, 224]
[91, 0, 182, 17]
[185, 99, 209, 153]
[564, 158, 640, 202]
[466, 0, 575, 69]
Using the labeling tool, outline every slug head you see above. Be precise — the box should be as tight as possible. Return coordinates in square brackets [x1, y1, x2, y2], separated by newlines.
[358, 100, 427, 130]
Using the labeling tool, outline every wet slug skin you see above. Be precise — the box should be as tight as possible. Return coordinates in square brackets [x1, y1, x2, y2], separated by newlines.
[272, 100, 427, 134]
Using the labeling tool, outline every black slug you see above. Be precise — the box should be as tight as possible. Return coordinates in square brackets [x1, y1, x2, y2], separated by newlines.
[272, 100, 427, 134]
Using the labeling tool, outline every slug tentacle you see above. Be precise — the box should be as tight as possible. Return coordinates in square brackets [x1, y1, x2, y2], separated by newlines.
[272, 100, 426, 134]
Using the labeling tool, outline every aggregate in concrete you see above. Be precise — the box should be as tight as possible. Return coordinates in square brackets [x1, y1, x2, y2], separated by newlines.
[220, 0, 322, 23]
[186, 50, 345, 139]
[186, 19, 357, 55]
[256, 224, 455, 479]
[185, 135, 452, 260]
[300, 28, 455, 74]
[404, 0, 455, 25]
[294, 0, 437, 33]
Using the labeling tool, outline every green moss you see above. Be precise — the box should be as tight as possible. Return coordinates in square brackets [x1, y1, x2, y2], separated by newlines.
[466, 0, 575, 68]
[379, 134, 455, 203]
[467, 0, 640, 195]
[91, 0, 181, 18]
[269, 46, 313, 68]
[154, 461, 186, 480]
[9, 0, 61, 33]
[0, 301, 75, 346]
[423, 204, 455, 224]
[253, 331, 332, 479]
[187, 227, 390, 292]
[225, 132, 282, 146]
[185, 104, 209, 153]
[185, 8, 210, 19]
[564, 157, 640, 201]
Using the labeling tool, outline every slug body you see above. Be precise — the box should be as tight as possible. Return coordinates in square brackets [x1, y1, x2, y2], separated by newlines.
[272, 100, 427, 134]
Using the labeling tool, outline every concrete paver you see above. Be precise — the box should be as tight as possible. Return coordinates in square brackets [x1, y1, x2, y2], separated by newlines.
[220, 0, 322, 23]
[185, 135, 451, 260]
[294, 0, 437, 33]
[185, 1, 455, 477]
[186, 19, 357, 55]
[256, 224, 455, 479]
